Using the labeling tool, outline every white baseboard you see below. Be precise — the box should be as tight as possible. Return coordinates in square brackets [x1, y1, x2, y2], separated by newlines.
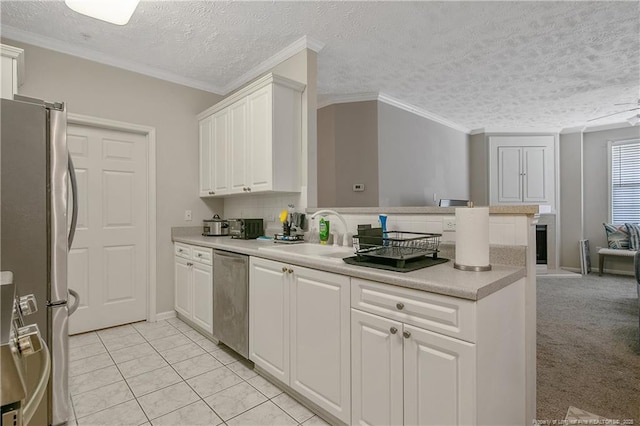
[155, 310, 177, 321]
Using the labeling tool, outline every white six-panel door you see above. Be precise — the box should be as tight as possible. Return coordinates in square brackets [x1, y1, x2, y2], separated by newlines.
[68, 124, 148, 334]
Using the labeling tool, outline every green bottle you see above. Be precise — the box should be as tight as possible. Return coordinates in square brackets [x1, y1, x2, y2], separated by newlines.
[319, 218, 330, 245]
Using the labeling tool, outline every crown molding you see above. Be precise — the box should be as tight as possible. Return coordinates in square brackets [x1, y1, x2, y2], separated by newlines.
[479, 128, 561, 135]
[221, 35, 324, 95]
[318, 91, 470, 134]
[377, 93, 470, 134]
[559, 125, 587, 134]
[560, 120, 633, 134]
[2, 25, 226, 93]
[317, 92, 379, 109]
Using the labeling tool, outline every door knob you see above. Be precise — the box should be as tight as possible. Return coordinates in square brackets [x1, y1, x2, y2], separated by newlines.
[390, 327, 398, 334]
[403, 330, 411, 339]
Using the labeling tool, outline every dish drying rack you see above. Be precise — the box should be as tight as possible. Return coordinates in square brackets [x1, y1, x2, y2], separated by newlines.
[353, 231, 442, 268]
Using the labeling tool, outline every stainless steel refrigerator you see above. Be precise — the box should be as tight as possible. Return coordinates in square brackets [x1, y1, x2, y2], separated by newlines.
[1, 96, 79, 426]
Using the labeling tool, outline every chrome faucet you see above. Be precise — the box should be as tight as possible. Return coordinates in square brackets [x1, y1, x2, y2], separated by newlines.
[310, 209, 351, 247]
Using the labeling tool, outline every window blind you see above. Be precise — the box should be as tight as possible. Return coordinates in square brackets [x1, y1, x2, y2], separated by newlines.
[611, 139, 640, 223]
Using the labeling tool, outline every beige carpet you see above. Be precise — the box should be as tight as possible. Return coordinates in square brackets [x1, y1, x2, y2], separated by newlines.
[537, 273, 639, 422]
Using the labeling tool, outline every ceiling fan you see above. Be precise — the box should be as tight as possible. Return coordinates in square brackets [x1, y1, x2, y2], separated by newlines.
[587, 99, 640, 125]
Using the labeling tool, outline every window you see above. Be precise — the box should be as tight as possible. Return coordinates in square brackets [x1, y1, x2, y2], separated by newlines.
[609, 139, 640, 223]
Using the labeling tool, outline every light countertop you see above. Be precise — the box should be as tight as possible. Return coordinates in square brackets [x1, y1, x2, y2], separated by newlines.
[172, 235, 526, 301]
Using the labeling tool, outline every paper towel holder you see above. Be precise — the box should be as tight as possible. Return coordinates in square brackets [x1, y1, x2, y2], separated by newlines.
[453, 201, 492, 271]
[453, 263, 492, 272]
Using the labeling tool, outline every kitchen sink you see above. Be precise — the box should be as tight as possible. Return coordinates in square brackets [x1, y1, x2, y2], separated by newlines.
[258, 243, 354, 262]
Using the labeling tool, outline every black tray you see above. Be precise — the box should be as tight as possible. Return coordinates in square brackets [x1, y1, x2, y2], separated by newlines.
[343, 255, 449, 273]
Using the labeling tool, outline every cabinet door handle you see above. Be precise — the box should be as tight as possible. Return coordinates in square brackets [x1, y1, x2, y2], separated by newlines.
[403, 330, 411, 339]
[396, 302, 405, 310]
[178, 249, 183, 253]
[282, 266, 287, 272]
[287, 268, 293, 274]
[197, 253, 202, 257]
[187, 262, 193, 267]
[208, 191, 215, 195]
[247, 187, 251, 192]
[390, 327, 398, 335]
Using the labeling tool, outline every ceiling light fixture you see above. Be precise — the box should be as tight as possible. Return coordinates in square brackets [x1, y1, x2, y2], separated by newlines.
[628, 114, 640, 126]
[64, 0, 140, 25]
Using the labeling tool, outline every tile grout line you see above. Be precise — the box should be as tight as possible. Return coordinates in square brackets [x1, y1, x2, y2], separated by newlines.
[71, 319, 318, 426]
[87, 324, 151, 426]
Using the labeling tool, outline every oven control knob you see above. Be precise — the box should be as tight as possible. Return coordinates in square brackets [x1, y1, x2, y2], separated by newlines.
[17, 324, 43, 356]
[19, 294, 38, 316]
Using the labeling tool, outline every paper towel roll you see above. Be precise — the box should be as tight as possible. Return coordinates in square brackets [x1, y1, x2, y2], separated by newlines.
[455, 207, 491, 271]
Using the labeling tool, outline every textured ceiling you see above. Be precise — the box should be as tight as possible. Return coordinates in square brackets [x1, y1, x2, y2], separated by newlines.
[1, 1, 639, 131]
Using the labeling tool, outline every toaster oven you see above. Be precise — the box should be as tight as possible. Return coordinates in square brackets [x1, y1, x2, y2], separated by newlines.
[228, 218, 263, 239]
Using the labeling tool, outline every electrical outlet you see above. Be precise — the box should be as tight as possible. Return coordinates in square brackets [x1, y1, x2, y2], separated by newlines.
[184, 210, 192, 221]
[442, 217, 455, 231]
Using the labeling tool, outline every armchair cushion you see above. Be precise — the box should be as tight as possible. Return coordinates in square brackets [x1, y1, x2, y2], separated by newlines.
[603, 223, 630, 249]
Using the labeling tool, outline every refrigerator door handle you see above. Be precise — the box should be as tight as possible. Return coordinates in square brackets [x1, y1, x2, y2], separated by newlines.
[68, 288, 80, 316]
[68, 153, 78, 248]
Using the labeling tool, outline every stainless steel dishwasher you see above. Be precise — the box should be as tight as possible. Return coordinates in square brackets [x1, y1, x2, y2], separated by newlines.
[213, 250, 249, 358]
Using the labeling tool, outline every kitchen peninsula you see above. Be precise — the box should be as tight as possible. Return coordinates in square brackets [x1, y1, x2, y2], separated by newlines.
[172, 205, 539, 426]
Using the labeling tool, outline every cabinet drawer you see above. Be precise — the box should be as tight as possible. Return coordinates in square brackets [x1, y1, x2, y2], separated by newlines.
[175, 243, 192, 259]
[192, 247, 213, 265]
[351, 278, 476, 343]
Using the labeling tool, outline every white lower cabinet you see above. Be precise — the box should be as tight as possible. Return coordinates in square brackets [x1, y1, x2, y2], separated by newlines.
[351, 277, 525, 426]
[351, 309, 403, 426]
[403, 324, 475, 426]
[249, 257, 290, 383]
[174, 243, 213, 334]
[351, 310, 475, 426]
[249, 257, 351, 423]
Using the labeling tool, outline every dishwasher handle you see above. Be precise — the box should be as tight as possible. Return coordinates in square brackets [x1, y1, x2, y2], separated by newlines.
[213, 251, 248, 262]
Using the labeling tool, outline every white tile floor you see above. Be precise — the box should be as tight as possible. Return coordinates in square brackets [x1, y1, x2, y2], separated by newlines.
[68, 317, 329, 426]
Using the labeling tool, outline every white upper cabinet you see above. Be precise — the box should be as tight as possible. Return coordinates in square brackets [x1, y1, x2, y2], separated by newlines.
[1, 44, 24, 100]
[229, 98, 249, 192]
[198, 74, 305, 197]
[489, 135, 556, 210]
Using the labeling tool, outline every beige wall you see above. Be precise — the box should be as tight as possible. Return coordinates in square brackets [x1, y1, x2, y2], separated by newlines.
[469, 133, 489, 205]
[317, 101, 379, 207]
[559, 132, 583, 269]
[378, 102, 469, 206]
[4, 39, 223, 315]
[317, 105, 337, 206]
[582, 126, 640, 271]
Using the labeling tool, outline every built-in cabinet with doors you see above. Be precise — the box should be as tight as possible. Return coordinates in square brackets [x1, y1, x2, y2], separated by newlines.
[1, 43, 24, 100]
[351, 278, 476, 425]
[489, 135, 556, 210]
[198, 73, 305, 197]
[174, 243, 213, 335]
[249, 257, 351, 424]
[248, 256, 526, 426]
